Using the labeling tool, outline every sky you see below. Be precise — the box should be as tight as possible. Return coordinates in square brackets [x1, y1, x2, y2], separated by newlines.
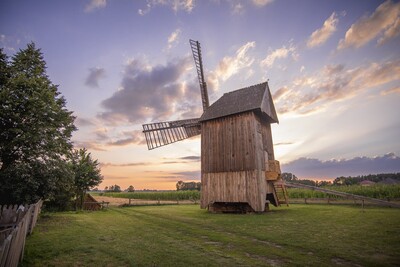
[1, 0, 400, 190]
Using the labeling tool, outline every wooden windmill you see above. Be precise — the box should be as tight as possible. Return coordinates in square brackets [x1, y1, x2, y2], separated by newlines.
[142, 40, 287, 212]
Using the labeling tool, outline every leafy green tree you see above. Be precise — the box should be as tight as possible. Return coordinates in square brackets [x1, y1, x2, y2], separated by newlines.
[113, 184, 122, 192]
[0, 43, 76, 204]
[71, 148, 103, 209]
[127, 185, 135, 192]
[176, 180, 185, 191]
[281, 172, 298, 181]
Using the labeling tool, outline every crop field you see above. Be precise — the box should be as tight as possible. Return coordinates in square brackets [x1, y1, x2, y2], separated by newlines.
[23, 204, 400, 266]
[97, 184, 400, 201]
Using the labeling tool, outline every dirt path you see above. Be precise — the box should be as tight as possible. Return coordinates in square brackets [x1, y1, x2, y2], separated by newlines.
[92, 195, 197, 207]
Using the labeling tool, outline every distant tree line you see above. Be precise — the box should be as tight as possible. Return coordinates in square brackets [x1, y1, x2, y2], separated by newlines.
[0, 43, 102, 210]
[281, 173, 331, 187]
[332, 173, 400, 185]
[281, 172, 400, 187]
[176, 180, 201, 191]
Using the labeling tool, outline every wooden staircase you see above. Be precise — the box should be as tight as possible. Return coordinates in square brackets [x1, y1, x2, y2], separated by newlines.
[273, 183, 289, 206]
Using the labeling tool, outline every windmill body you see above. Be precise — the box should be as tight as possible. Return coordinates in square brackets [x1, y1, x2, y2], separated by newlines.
[142, 41, 286, 213]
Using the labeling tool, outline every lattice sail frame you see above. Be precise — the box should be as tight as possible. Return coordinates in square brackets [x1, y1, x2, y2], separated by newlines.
[142, 118, 201, 150]
[190, 39, 209, 111]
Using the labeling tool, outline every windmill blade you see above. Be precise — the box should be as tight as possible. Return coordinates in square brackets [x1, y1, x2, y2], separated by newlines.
[190, 39, 209, 111]
[142, 118, 201, 150]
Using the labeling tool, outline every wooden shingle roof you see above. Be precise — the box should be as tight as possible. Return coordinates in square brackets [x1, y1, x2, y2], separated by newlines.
[199, 82, 279, 123]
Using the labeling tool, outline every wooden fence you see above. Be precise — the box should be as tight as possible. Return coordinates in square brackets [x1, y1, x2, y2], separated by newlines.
[0, 200, 43, 267]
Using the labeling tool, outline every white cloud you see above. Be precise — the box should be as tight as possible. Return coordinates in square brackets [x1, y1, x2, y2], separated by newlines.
[307, 12, 338, 48]
[378, 16, 400, 45]
[232, 3, 244, 14]
[260, 43, 297, 68]
[215, 41, 256, 81]
[85, 0, 107, 13]
[275, 59, 400, 115]
[167, 29, 181, 49]
[138, 0, 195, 16]
[252, 0, 274, 6]
[338, 0, 400, 49]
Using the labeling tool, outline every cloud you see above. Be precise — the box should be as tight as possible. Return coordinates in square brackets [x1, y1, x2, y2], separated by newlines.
[85, 67, 106, 88]
[167, 29, 181, 50]
[272, 87, 289, 101]
[85, 0, 107, 12]
[307, 12, 338, 48]
[274, 142, 294, 146]
[252, 0, 274, 6]
[232, 3, 244, 14]
[75, 117, 95, 127]
[138, 0, 195, 15]
[260, 43, 298, 68]
[100, 156, 199, 168]
[378, 16, 400, 45]
[100, 56, 196, 124]
[381, 86, 400, 95]
[73, 140, 107, 151]
[215, 41, 256, 81]
[101, 162, 152, 168]
[172, 170, 201, 180]
[282, 153, 400, 179]
[179, 156, 200, 161]
[338, 0, 400, 49]
[107, 130, 146, 146]
[275, 59, 400, 115]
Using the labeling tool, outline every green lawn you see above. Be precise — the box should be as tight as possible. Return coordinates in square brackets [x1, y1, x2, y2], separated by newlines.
[23, 204, 400, 266]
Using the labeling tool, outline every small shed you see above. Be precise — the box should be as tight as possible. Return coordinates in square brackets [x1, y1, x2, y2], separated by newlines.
[83, 194, 102, 211]
[199, 82, 284, 212]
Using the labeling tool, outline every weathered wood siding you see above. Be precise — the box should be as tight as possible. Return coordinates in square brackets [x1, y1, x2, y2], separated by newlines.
[201, 111, 271, 211]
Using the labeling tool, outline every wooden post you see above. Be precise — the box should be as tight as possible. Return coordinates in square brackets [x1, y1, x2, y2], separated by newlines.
[129, 198, 131, 205]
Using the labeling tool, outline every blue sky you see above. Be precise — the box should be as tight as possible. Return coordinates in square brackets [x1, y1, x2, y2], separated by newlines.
[1, 0, 400, 189]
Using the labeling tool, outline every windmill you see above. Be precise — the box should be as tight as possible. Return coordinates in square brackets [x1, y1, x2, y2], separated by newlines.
[142, 40, 286, 213]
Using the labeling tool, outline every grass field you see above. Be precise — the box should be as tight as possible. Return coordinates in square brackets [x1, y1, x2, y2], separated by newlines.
[23, 204, 400, 266]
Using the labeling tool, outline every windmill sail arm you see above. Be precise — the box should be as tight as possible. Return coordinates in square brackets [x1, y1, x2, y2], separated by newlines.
[142, 118, 201, 150]
[190, 39, 209, 111]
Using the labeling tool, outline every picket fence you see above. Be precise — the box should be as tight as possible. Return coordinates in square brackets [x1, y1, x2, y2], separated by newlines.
[0, 200, 43, 267]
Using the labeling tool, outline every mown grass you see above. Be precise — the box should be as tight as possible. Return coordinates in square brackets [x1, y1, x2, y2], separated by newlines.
[23, 204, 400, 266]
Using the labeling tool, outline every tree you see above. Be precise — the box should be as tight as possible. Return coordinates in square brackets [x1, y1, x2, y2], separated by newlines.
[70, 148, 103, 209]
[281, 172, 298, 181]
[0, 43, 76, 204]
[176, 180, 185, 191]
[176, 180, 201, 191]
[127, 185, 135, 192]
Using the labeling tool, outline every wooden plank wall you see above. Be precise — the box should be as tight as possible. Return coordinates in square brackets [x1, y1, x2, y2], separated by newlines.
[201, 112, 261, 173]
[201, 112, 268, 211]
[258, 116, 275, 161]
